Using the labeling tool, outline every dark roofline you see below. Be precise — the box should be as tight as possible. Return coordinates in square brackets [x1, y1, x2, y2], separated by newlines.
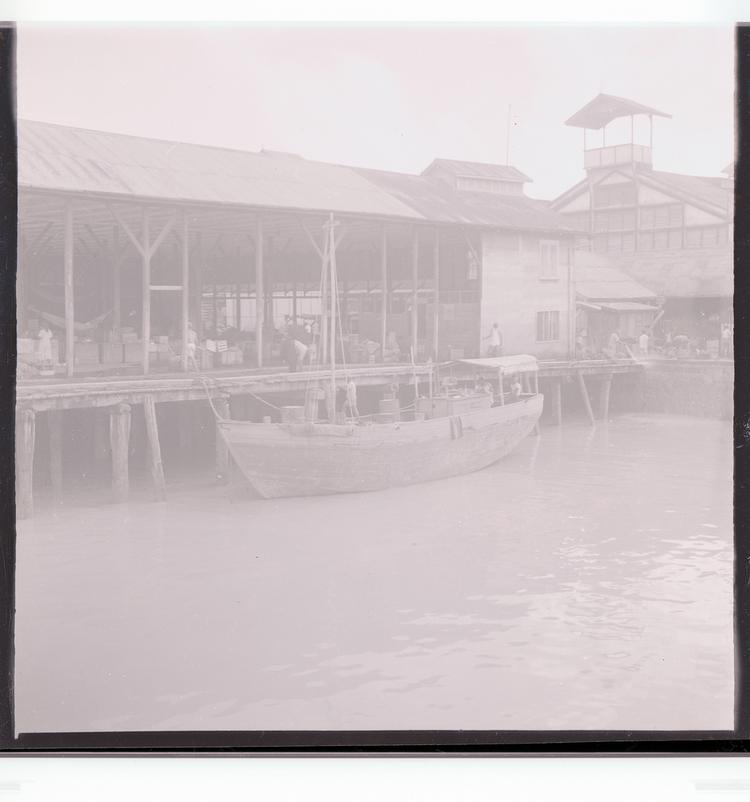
[422, 158, 532, 184]
[565, 93, 671, 130]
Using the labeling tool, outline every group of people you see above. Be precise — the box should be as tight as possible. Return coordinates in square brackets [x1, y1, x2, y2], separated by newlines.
[280, 315, 318, 372]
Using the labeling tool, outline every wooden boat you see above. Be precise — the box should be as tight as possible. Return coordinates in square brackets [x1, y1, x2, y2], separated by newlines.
[217, 215, 543, 498]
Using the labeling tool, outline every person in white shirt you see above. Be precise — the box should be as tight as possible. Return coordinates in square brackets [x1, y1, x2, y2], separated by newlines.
[345, 377, 360, 420]
[638, 329, 649, 357]
[37, 324, 53, 364]
[484, 323, 503, 357]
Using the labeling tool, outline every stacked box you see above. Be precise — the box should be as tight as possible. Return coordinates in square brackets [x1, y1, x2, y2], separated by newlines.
[74, 341, 100, 366]
[123, 342, 142, 363]
[100, 342, 124, 364]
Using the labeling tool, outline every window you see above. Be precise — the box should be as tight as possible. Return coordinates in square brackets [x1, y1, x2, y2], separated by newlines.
[539, 240, 559, 278]
[537, 311, 560, 342]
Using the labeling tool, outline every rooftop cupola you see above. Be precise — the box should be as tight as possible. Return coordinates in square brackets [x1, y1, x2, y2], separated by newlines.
[565, 93, 671, 173]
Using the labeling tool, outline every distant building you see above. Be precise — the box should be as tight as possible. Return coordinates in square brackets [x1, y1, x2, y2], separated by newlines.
[574, 252, 659, 353]
[552, 93, 732, 341]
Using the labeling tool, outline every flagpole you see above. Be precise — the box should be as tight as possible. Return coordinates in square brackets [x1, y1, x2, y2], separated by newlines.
[505, 104, 512, 166]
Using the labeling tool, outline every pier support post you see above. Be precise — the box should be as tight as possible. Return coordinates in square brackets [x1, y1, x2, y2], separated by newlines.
[16, 408, 36, 520]
[576, 371, 596, 426]
[599, 373, 613, 421]
[143, 396, 167, 501]
[178, 401, 193, 458]
[109, 403, 131, 503]
[553, 378, 563, 426]
[214, 395, 230, 481]
[47, 409, 63, 505]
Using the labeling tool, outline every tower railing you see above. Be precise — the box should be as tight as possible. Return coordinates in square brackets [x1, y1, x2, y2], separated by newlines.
[584, 143, 652, 170]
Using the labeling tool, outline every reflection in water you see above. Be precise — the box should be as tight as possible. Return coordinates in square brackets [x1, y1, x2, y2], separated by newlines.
[15, 414, 733, 732]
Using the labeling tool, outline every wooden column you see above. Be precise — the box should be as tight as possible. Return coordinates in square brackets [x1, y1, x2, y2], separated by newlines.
[255, 218, 264, 368]
[411, 226, 419, 358]
[141, 209, 151, 375]
[576, 371, 596, 426]
[16, 408, 36, 520]
[553, 378, 563, 426]
[214, 395, 230, 480]
[178, 401, 193, 458]
[194, 231, 204, 340]
[143, 396, 166, 501]
[47, 409, 63, 505]
[181, 212, 190, 372]
[63, 203, 75, 377]
[109, 403, 131, 503]
[432, 227, 440, 361]
[599, 373, 613, 421]
[112, 225, 122, 332]
[380, 224, 388, 360]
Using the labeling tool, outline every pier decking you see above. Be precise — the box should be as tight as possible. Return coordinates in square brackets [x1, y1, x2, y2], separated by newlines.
[15, 358, 646, 518]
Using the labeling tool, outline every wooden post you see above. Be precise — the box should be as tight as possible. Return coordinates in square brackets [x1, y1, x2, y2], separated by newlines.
[181, 212, 190, 372]
[112, 225, 122, 332]
[178, 401, 193, 457]
[63, 203, 75, 377]
[255, 218, 264, 368]
[576, 371, 596, 426]
[141, 208, 151, 375]
[109, 403, 131, 503]
[194, 231, 204, 340]
[553, 378, 563, 426]
[380, 224, 388, 360]
[432, 227, 440, 361]
[16, 408, 36, 519]
[599, 373, 613, 421]
[214, 395, 230, 480]
[411, 226, 419, 359]
[47, 409, 63, 505]
[143, 396, 167, 501]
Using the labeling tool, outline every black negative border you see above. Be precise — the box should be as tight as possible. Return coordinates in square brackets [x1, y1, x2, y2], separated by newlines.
[1, 22, 748, 754]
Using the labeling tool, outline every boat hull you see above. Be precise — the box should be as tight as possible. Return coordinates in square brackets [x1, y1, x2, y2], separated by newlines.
[219, 394, 543, 499]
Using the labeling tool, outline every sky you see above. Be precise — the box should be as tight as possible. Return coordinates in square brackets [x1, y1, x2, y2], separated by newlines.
[15, 23, 735, 199]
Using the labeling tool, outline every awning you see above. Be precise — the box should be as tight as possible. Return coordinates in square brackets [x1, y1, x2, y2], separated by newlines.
[597, 302, 660, 313]
[577, 301, 603, 312]
[457, 355, 538, 374]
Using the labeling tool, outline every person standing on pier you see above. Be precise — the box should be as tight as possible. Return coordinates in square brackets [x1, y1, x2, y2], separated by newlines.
[484, 323, 503, 358]
[638, 329, 649, 357]
[344, 376, 360, 420]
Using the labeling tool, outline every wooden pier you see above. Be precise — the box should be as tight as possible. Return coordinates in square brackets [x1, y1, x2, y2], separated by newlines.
[15, 359, 644, 518]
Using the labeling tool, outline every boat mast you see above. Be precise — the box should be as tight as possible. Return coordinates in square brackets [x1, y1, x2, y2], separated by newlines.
[329, 213, 337, 421]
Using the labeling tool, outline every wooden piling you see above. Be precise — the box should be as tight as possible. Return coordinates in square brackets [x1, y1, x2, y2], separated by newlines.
[143, 396, 166, 501]
[599, 373, 613, 421]
[576, 371, 596, 426]
[553, 378, 563, 426]
[214, 395, 230, 480]
[16, 408, 36, 520]
[178, 400, 193, 458]
[47, 409, 63, 505]
[109, 403, 131, 503]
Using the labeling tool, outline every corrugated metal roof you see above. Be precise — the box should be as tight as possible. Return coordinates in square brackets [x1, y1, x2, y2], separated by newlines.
[576, 264, 658, 301]
[552, 169, 731, 219]
[457, 355, 538, 373]
[355, 167, 573, 232]
[565, 93, 671, 129]
[18, 119, 572, 233]
[18, 119, 423, 220]
[422, 158, 531, 183]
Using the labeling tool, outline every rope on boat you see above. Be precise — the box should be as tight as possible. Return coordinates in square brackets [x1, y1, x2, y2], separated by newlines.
[195, 374, 284, 422]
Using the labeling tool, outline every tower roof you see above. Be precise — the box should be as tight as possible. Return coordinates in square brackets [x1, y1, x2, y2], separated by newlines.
[565, 93, 671, 130]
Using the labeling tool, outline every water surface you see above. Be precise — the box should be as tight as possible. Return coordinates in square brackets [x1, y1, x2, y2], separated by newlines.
[15, 414, 734, 732]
